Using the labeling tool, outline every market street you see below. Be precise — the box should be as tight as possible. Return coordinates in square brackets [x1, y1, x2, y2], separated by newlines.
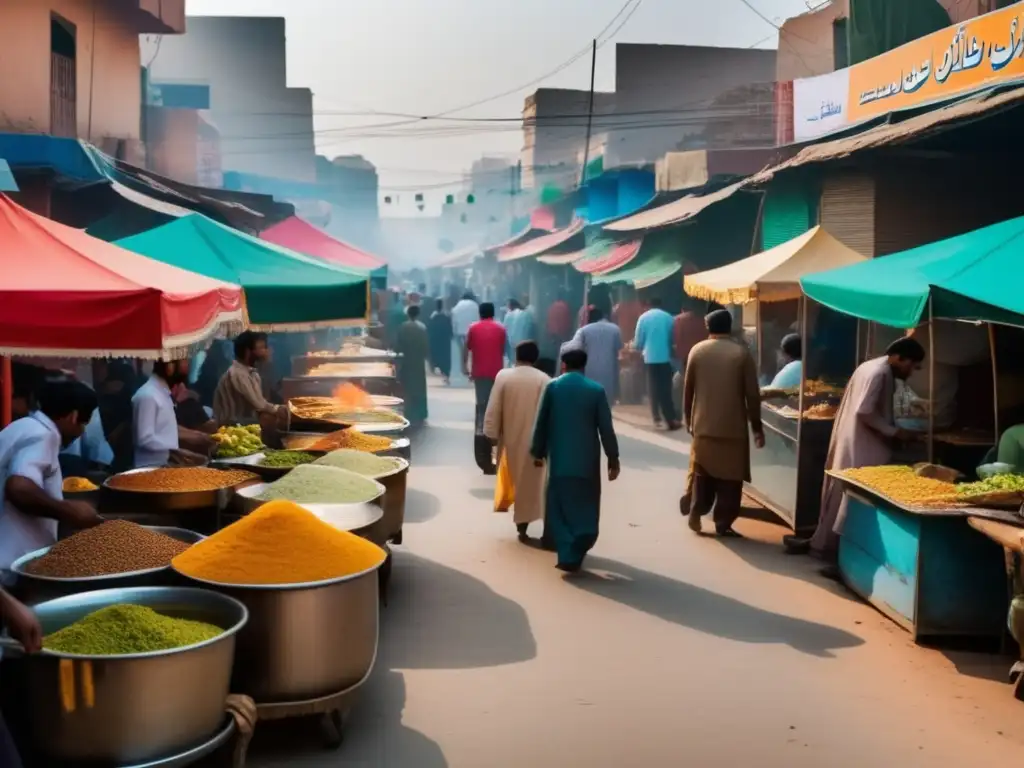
[247, 380, 1024, 768]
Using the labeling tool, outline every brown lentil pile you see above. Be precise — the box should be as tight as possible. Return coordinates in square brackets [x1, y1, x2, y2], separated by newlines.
[106, 467, 257, 493]
[25, 520, 192, 578]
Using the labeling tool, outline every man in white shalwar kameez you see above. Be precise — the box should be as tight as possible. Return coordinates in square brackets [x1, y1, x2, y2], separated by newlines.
[484, 340, 550, 542]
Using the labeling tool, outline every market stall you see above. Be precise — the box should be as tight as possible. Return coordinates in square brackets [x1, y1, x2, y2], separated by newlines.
[684, 226, 866, 534]
[799, 215, 1024, 639]
[115, 213, 371, 330]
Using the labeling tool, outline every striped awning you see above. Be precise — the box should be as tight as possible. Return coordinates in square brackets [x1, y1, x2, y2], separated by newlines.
[593, 252, 682, 288]
[497, 220, 584, 262]
[576, 239, 644, 275]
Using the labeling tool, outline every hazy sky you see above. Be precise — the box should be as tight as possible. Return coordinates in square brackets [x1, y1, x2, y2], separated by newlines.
[187, 0, 815, 202]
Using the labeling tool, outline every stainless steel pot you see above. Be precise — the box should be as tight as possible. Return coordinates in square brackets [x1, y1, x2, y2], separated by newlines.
[11, 586, 246, 765]
[101, 468, 254, 512]
[176, 565, 381, 703]
[231, 475, 386, 517]
[10, 527, 205, 605]
[372, 461, 408, 543]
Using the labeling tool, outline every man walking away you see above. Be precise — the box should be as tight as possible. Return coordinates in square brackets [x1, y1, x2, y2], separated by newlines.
[395, 305, 430, 427]
[452, 292, 480, 363]
[465, 302, 507, 472]
[484, 341, 550, 542]
[634, 297, 681, 430]
[570, 306, 623, 402]
[683, 309, 765, 537]
[784, 337, 925, 575]
[427, 298, 453, 383]
[531, 348, 620, 572]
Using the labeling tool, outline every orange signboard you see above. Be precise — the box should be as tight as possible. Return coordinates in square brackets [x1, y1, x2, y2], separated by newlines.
[848, 3, 1024, 122]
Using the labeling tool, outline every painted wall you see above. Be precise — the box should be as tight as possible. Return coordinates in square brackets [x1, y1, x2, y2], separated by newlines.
[143, 16, 316, 182]
[0, 0, 151, 146]
[616, 169, 655, 215]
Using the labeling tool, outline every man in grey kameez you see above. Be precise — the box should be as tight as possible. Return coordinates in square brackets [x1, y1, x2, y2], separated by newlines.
[784, 337, 925, 577]
[569, 307, 623, 403]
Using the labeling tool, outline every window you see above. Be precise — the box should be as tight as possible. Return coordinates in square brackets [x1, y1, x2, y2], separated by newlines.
[50, 15, 77, 137]
[833, 18, 850, 70]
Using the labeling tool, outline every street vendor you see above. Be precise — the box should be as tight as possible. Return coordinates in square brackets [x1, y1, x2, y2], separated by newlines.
[763, 334, 803, 391]
[212, 331, 285, 426]
[0, 379, 103, 573]
[783, 337, 926, 575]
[131, 360, 209, 468]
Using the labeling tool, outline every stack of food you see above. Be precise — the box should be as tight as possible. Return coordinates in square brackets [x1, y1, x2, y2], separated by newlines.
[253, 464, 383, 505]
[839, 466, 957, 507]
[62, 477, 98, 493]
[44, 605, 223, 655]
[212, 425, 263, 458]
[106, 467, 257, 493]
[306, 362, 394, 378]
[172, 499, 387, 585]
[803, 402, 838, 420]
[288, 396, 404, 425]
[23, 521, 191, 578]
[285, 429, 393, 453]
[313, 449, 403, 478]
[257, 450, 318, 469]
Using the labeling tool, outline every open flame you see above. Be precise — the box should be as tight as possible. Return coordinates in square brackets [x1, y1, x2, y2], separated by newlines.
[331, 382, 374, 411]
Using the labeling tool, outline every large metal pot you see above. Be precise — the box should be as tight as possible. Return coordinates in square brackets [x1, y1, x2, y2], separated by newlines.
[175, 565, 381, 703]
[10, 586, 246, 765]
[373, 460, 408, 544]
[9, 527, 205, 606]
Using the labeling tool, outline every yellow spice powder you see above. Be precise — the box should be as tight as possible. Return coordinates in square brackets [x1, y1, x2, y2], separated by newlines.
[172, 500, 386, 585]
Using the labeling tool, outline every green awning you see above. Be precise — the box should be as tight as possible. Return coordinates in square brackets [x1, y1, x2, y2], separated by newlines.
[801, 216, 1024, 328]
[116, 214, 369, 330]
[592, 250, 681, 288]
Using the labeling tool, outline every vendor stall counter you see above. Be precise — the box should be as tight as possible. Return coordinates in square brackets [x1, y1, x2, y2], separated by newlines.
[831, 473, 1007, 642]
[747, 405, 833, 536]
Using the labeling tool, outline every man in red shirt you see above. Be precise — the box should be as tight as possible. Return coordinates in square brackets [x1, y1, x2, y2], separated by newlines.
[545, 291, 572, 358]
[464, 302, 508, 436]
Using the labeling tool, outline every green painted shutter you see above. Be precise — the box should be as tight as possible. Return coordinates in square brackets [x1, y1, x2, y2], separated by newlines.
[760, 182, 814, 251]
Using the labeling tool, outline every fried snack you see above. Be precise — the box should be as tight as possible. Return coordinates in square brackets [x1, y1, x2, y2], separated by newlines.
[839, 465, 958, 506]
[803, 402, 837, 420]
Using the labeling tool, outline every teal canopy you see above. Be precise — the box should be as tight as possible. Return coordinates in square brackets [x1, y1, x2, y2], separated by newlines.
[116, 214, 368, 329]
[801, 216, 1024, 329]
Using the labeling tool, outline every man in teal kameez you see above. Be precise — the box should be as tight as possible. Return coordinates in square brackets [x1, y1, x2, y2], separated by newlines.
[530, 347, 620, 572]
[395, 305, 429, 426]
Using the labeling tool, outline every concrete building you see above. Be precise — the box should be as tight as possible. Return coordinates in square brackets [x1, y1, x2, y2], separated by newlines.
[317, 154, 380, 251]
[0, 0, 183, 163]
[142, 16, 316, 183]
[144, 82, 222, 187]
[521, 88, 615, 191]
[777, 0, 998, 81]
[604, 44, 776, 168]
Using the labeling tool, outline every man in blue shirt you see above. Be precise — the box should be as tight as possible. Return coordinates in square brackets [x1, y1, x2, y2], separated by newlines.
[634, 297, 681, 430]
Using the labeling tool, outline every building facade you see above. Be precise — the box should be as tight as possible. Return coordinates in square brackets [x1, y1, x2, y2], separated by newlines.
[142, 16, 316, 183]
[0, 0, 183, 163]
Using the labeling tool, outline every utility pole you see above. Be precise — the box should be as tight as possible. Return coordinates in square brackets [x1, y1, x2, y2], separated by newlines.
[579, 39, 598, 187]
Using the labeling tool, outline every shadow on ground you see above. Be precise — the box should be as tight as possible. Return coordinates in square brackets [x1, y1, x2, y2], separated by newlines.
[568, 556, 864, 658]
[404, 488, 442, 525]
[242, 553, 535, 766]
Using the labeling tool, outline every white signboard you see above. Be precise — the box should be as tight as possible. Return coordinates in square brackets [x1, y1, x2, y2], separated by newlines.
[793, 68, 851, 142]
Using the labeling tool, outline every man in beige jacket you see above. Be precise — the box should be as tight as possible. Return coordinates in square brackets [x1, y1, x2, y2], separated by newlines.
[484, 341, 550, 542]
[683, 309, 764, 537]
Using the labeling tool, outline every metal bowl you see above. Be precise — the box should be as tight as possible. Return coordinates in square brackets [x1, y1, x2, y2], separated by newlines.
[12, 586, 247, 765]
[174, 563, 382, 703]
[364, 459, 408, 544]
[102, 468, 255, 512]
[348, 416, 410, 435]
[10, 527, 205, 605]
[211, 451, 325, 482]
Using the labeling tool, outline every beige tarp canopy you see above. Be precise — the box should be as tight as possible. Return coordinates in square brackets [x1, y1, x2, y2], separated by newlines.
[684, 225, 867, 305]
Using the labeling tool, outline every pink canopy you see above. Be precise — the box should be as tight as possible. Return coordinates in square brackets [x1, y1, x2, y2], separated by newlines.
[260, 216, 385, 271]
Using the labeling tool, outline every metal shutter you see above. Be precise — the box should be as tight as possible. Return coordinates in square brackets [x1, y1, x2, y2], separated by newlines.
[820, 171, 875, 257]
[761, 181, 814, 251]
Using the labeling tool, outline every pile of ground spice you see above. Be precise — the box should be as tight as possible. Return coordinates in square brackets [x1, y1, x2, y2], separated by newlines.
[313, 449, 402, 478]
[44, 604, 222, 655]
[254, 464, 382, 505]
[25, 520, 191, 578]
[172, 499, 387, 585]
[107, 467, 257, 492]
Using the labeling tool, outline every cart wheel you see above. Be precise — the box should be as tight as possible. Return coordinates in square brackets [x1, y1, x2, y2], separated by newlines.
[391, 529, 403, 545]
[321, 709, 345, 750]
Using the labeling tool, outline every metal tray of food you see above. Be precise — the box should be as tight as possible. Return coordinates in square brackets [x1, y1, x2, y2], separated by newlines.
[101, 467, 260, 512]
[279, 432, 410, 459]
[212, 451, 329, 482]
[233, 487, 385, 529]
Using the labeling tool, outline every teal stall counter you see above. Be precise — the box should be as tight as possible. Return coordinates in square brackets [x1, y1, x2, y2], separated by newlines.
[832, 474, 1008, 643]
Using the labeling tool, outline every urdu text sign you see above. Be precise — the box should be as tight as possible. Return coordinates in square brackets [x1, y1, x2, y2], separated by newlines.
[848, 3, 1024, 122]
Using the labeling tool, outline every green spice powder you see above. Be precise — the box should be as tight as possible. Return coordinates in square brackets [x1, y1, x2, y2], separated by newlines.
[258, 450, 317, 469]
[44, 604, 223, 655]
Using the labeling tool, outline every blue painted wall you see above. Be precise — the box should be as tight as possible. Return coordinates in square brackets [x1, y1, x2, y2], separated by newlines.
[617, 169, 655, 217]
